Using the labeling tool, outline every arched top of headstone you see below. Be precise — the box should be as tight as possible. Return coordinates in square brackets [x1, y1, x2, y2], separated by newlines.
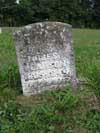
[14, 22, 76, 96]
[14, 22, 72, 38]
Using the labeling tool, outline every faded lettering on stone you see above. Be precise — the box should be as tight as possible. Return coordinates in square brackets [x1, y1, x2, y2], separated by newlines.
[14, 22, 76, 96]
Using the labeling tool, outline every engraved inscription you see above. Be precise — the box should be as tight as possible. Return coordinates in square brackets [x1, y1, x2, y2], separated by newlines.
[14, 22, 76, 96]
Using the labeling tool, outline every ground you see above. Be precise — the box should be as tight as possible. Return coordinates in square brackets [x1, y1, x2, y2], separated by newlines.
[0, 28, 100, 133]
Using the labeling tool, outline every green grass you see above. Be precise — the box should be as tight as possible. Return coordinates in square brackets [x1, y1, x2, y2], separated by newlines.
[73, 29, 100, 77]
[0, 28, 21, 98]
[0, 88, 100, 133]
[0, 28, 100, 132]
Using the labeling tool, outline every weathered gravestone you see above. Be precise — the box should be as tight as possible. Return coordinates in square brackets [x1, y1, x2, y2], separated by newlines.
[0, 28, 2, 34]
[14, 22, 77, 96]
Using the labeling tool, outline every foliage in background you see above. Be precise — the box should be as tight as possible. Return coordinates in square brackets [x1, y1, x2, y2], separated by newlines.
[0, 0, 100, 28]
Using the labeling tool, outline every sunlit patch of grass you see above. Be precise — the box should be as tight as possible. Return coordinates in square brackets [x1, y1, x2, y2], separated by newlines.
[0, 28, 17, 67]
[73, 29, 100, 78]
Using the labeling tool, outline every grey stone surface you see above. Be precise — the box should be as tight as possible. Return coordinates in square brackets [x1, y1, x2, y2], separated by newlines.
[14, 22, 76, 96]
[0, 28, 2, 34]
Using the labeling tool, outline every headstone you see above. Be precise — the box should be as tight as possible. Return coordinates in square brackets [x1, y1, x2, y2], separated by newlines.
[14, 22, 77, 96]
[0, 28, 2, 34]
